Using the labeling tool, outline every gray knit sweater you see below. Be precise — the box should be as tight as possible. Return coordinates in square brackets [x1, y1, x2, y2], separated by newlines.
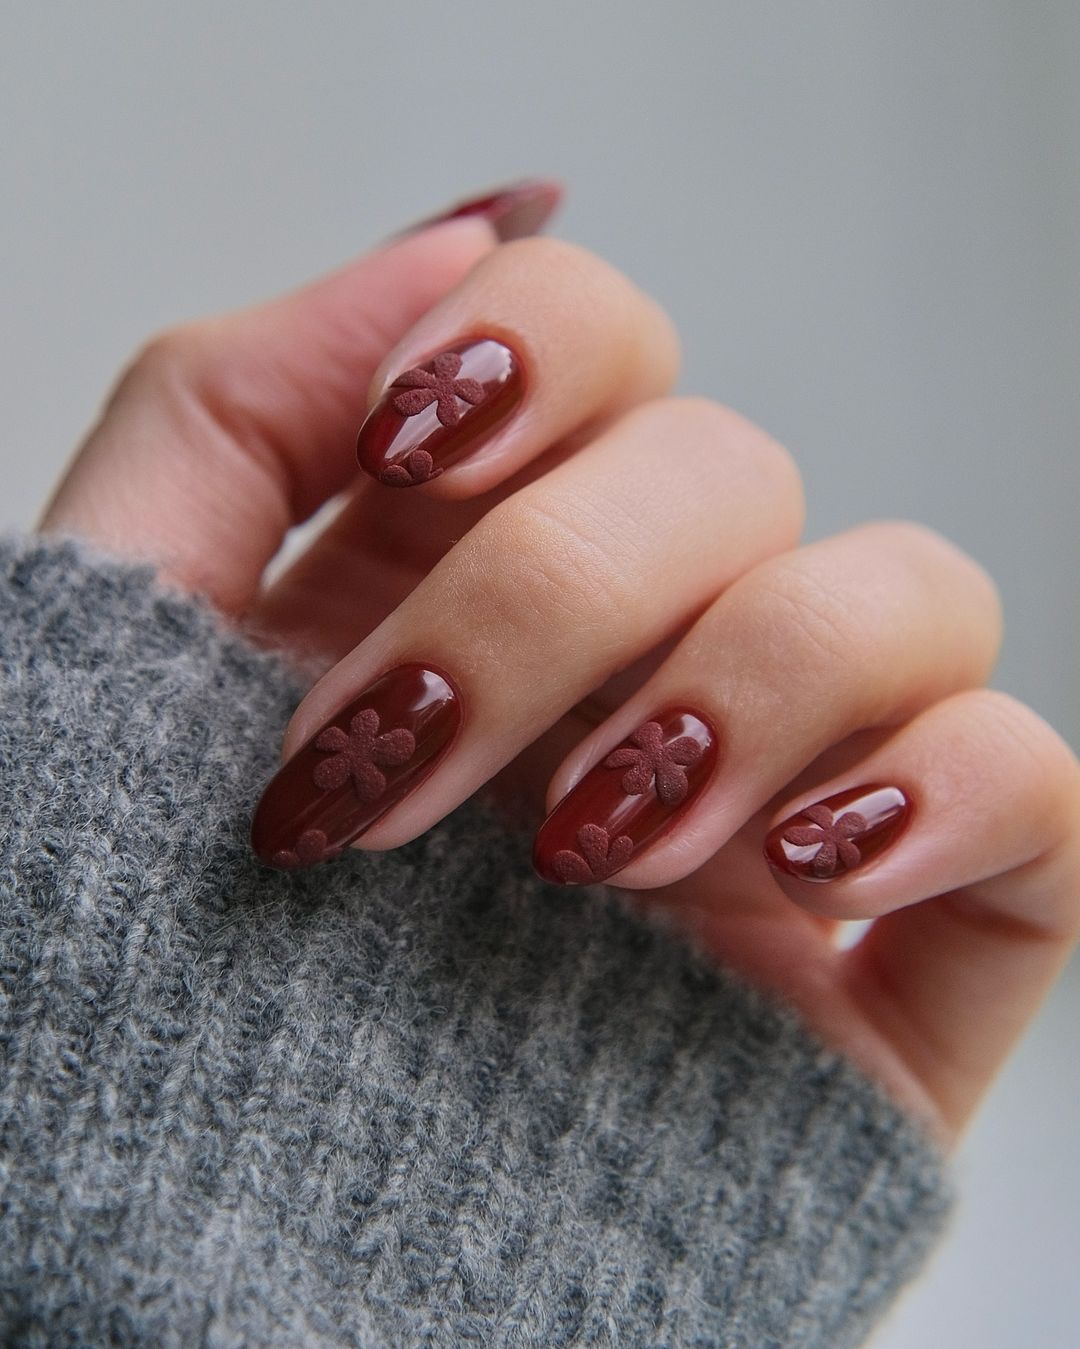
[0, 535, 950, 1347]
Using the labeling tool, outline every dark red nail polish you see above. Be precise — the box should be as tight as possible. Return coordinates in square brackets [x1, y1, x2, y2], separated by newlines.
[403, 178, 563, 242]
[251, 664, 460, 869]
[532, 711, 719, 886]
[764, 784, 913, 882]
[357, 339, 524, 486]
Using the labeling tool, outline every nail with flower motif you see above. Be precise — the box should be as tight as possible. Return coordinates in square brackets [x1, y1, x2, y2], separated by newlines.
[251, 664, 461, 869]
[764, 784, 913, 882]
[533, 710, 719, 886]
[356, 339, 525, 486]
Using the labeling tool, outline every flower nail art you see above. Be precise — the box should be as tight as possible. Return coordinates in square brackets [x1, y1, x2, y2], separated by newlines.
[357, 339, 524, 487]
[390, 351, 487, 427]
[271, 829, 340, 870]
[780, 804, 867, 878]
[313, 709, 416, 802]
[251, 665, 461, 870]
[765, 785, 913, 883]
[533, 710, 719, 887]
[379, 449, 443, 487]
[604, 721, 703, 805]
[552, 824, 634, 885]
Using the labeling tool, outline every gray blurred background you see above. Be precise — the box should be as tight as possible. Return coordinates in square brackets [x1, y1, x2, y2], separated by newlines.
[1, 2, 1077, 1344]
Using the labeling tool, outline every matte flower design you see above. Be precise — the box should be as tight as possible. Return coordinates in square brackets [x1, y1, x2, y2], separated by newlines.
[781, 804, 868, 878]
[271, 829, 339, 870]
[313, 709, 416, 802]
[379, 448, 444, 487]
[551, 823, 634, 885]
[390, 351, 486, 427]
[604, 721, 703, 806]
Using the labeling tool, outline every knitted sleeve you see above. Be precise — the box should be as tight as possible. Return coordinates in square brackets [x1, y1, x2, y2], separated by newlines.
[0, 534, 950, 1348]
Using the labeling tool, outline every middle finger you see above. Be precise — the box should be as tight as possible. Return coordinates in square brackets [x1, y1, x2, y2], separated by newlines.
[251, 398, 803, 866]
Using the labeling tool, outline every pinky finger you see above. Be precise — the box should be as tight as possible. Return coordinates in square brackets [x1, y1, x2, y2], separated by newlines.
[764, 689, 1080, 1137]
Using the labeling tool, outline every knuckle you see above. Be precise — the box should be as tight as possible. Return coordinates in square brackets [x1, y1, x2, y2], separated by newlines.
[107, 322, 213, 411]
[452, 493, 628, 656]
[746, 560, 869, 686]
[857, 519, 1003, 640]
[628, 395, 806, 525]
[954, 690, 1080, 839]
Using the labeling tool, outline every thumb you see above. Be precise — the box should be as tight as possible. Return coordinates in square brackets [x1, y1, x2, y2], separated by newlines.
[41, 212, 510, 612]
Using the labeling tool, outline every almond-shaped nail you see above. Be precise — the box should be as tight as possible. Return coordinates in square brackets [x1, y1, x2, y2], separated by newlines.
[357, 339, 525, 486]
[532, 711, 719, 886]
[251, 664, 460, 869]
[764, 784, 913, 882]
[403, 178, 563, 242]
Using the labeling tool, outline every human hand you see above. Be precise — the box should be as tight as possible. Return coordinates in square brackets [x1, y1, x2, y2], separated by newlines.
[42, 180, 1080, 1145]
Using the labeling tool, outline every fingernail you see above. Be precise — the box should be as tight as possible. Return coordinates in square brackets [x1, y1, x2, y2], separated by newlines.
[532, 711, 719, 886]
[401, 178, 563, 243]
[764, 784, 913, 882]
[357, 339, 525, 486]
[251, 664, 461, 869]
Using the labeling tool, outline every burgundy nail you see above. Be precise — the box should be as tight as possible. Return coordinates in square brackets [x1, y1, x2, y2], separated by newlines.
[251, 664, 460, 869]
[532, 711, 719, 886]
[357, 339, 525, 486]
[764, 784, 913, 882]
[402, 178, 563, 243]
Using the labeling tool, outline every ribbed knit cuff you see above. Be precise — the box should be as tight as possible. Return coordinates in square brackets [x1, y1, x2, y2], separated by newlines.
[0, 535, 951, 1348]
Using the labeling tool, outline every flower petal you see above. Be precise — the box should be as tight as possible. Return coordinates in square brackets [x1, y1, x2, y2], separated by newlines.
[391, 367, 437, 389]
[314, 726, 349, 753]
[352, 761, 388, 803]
[391, 386, 438, 417]
[372, 728, 416, 766]
[802, 803, 834, 829]
[812, 840, 839, 877]
[836, 811, 868, 839]
[632, 722, 665, 754]
[604, 747, 640, 770]
[782, 825, 824, 848]
[432, 351, 463, 379]
[654, 763, 689, 807]
[552, 849, 593, 884]
[312, 755, 351, 791]
[605, 834, 634, 875]
[665, 736, 703, 767]
[836, 837, 862, 869]
[451, 377, 485, 405]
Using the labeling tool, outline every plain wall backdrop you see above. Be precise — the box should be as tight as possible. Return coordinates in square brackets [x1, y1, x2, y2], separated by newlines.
[2, 3, 1077, 1345]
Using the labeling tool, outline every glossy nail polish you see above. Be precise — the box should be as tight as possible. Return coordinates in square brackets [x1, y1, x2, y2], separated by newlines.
[251, 664, 460, 869]
[357, 339, 524, 486]
[404, 178, 563, 242]
[764, 784, 912, 882]
[532, 711, 719, 886]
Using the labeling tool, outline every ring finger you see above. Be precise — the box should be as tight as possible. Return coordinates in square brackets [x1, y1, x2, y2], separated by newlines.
[532, 520, 1003, 887]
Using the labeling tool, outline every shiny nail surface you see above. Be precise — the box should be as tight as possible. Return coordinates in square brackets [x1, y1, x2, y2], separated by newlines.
[357, 339, 524, 486]
[406, 178, 563, 242]
[765, 784, 912, 882]
[251, 664, 460, 869]
[533, 711, 719, 886]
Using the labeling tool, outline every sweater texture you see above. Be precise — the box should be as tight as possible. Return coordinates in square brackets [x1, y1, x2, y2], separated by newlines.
[0, 535, 950, 1347]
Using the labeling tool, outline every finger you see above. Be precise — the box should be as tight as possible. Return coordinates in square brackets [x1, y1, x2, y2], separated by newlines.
[532, 522, 1002, 887]
[250, 399, 804, 867]
[354, 236, 680, 495]
[765, 690, 1080, 1137]
[41, 217, 499, 612]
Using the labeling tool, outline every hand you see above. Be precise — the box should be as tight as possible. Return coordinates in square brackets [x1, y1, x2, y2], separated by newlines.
[42, 181, 1080, 1145]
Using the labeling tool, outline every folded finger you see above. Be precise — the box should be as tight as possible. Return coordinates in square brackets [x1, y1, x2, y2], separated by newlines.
[251, 399, 802, 865]
[41, 218, 499, 612]
[767, 690, 1080, 1136]
[354, 236, 680, 494]
[532, 522, 1002, 887]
